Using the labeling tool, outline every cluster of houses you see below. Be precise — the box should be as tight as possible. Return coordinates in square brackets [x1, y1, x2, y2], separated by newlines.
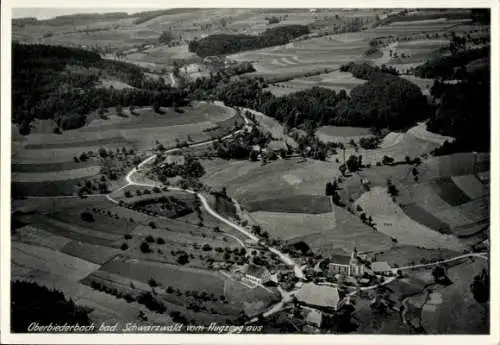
[287, 248, 394, 331]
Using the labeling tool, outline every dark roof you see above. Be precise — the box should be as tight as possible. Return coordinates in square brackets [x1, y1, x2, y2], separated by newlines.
[329, 255, 351, 265]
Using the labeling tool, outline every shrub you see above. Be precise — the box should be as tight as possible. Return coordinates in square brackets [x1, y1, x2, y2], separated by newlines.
[382, 155, 394, 165]
[156, 237, 165, 245]
[120, 242, 129, 251]
[140, 242, 151, 253]
[80, 211, 95, 222]
[148, 222, 157, 229]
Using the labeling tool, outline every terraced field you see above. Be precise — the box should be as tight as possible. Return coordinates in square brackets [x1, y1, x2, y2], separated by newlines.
[229, 32, 376, 78]
[354, 150, 490, 247]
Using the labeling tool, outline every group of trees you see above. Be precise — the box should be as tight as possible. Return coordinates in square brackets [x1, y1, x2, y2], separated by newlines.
[188, 25, 310, 57]
[211, 126, 272, 160]
[414, 46, 489, 80]
[11, 281, 92, 333]
[428, 67, 490, 154]
[340, 62, 399, 80]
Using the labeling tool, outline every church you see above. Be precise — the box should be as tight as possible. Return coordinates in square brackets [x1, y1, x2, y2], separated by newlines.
[328, 247, 365, 277]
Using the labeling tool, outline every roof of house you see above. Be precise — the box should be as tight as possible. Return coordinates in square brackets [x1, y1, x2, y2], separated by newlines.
[295, 283, 340, 308]
[165, 155, 185, 165]
[371, 261, 392, 272]
[329, 255, 351, 266]
[244, 264, 269, 278]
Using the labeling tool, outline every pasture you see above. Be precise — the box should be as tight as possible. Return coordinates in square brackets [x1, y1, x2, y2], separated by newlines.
[373, 245, 460, 267]
[225, 158, 341, 212]
[315, 125, 373, 144]
[250, 207, 393, 255]
[327, 124, 446, 167]
[354, 187, 466, 251]
[421, 257, 488, 334]
[100, 258, 226, 295]
[368, 19, 465, 37]
[11, 241, 100, 282]
[267, 205, 393, 255]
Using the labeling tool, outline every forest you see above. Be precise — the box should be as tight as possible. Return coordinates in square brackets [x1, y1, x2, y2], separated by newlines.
[12, 43, 188, 134]
[11, 281, 93, 333]
[429, 72, 490, 154]
[414, 46, 490, 80]
[188, 25, 310, 57]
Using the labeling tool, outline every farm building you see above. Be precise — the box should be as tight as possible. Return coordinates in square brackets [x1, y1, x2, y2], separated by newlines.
[328, 248, 365, 277]
[164, 154, 185, 165]
[242, 264, 272, 285]
[371, 261, 393, 276]
[294, 283, 342, 311]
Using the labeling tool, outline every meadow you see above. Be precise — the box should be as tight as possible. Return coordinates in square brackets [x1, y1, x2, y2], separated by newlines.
[420, 257, 489, 334]
[269, 70, 367, 96]
[250, 208, 393, 255]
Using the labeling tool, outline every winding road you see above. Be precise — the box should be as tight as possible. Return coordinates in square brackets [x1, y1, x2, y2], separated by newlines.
[104, 110, 306, 281]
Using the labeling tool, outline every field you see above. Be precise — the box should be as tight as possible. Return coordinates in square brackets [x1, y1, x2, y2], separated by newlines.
[368, 18, 468, 36]
[101, 258, 226, 295]
[12, 102, 239, 197]
[268, 70, 366, 96]
[373, 245, 460, 267]
[11, 241, 100, 282]
[250, 207, 393, 255]
[355, 187, 466, 251]
[225, 158, 340, 212]
[387, 39, 450, 65]
[323, 122, 452, 166]
[229, 31, 376, 78]
[315, 125, 373, 144]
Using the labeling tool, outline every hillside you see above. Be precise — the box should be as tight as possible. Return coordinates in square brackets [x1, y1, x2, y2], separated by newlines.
[188, 25, 310, 57]
[12, 43, 187, 134]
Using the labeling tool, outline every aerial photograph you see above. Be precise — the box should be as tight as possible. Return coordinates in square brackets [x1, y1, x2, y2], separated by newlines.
[9, 7, 490, 335]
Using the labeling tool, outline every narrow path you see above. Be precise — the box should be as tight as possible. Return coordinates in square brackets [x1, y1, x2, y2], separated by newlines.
[397, 252, 488, 271]
[169, 73, 177, 87]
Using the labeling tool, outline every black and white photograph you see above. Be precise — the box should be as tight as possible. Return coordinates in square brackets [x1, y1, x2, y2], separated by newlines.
[1, 2, 497, 343]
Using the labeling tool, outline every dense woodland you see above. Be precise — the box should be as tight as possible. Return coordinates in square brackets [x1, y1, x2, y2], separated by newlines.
[340, 62, 399, 79]
[188, 25, 310, 57]
[429, 73, 490, 154]
[414, 46, 490, 80]
[11, 281, 93, 332]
